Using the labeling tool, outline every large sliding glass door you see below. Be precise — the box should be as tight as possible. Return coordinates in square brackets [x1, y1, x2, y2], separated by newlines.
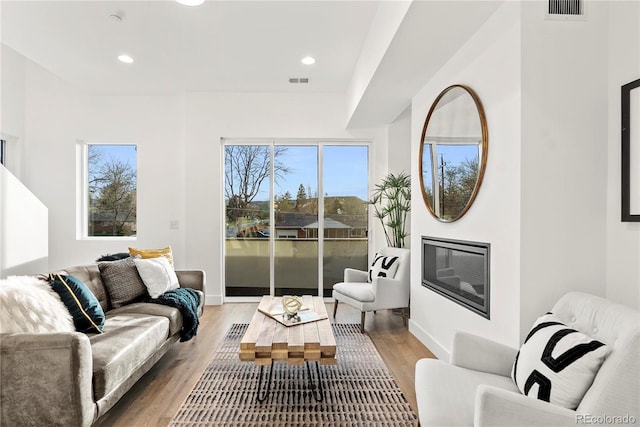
[224, 145, 271, 296]
[224, 140, 368, 298]
[274, 146, 319, 296]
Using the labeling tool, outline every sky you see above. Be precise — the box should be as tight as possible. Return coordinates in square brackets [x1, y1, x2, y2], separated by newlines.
[95, 143, 369, 201]
[91, 144, 137, 167]
[251, 145, 369, 202]
[421, 143, 479, 188]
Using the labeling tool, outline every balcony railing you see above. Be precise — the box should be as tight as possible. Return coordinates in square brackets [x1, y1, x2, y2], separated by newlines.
[225, 238, 367, 297]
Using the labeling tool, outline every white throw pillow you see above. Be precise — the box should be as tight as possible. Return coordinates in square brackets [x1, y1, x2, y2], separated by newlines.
[0, 275, 74, 333]
[368, 253, 400, 282]
[511, 313, 609, 410]
[134, 256, 180, 299]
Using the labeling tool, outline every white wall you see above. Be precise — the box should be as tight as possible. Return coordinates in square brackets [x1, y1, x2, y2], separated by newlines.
[605, 1, 640, 310]
[0, 165, 48, 277]
[183, 92, 384, 304]
[1, 45, 48, 277]
[388, 105, 412, 248]
[410, 1, 639, 359]
[2, 47, 387, 302]
[388, 105, 412, 177]
[20, 57, 188, 271]
[409, 2, 523, 358]
[0, 45, 26, 180]
[346, 0, 412, 126]
[520, 1, 611, 339]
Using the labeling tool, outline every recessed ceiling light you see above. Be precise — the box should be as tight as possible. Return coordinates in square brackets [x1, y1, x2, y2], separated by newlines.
[176, 0, 205, 6]
[301, 56, 316, 65]
[118, 54, 134, 64]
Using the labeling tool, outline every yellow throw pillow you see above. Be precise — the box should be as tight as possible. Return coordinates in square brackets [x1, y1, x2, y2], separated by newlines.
[129, 246, 174, 267]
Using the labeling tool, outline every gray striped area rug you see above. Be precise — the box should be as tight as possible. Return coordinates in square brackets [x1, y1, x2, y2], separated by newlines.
[170, 323, 418, 426]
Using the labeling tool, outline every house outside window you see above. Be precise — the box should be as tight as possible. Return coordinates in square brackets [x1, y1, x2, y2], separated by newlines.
[224, 140, 369, 297]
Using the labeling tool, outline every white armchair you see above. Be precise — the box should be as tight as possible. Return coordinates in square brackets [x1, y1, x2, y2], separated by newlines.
[415, 292, 640, 426]
[332, 247, 410, 333]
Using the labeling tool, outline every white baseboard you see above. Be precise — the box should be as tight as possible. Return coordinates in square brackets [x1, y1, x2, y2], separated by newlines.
[408, 319, 450, 361]
[205, 294, 223, 305]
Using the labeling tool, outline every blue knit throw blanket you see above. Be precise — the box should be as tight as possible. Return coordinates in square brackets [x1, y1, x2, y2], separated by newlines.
[150, 288, 200, 342]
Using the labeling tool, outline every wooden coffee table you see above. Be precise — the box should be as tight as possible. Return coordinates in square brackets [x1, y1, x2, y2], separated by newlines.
[239, 295, 336, 401]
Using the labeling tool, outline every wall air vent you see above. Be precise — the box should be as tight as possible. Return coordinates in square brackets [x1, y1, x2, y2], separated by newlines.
[546, 0, 586, 20]
[289, 77, 310, 84]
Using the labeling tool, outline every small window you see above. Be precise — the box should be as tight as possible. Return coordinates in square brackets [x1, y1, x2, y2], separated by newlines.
[1, 139, 6, 166]
[86, 144, 137, 237]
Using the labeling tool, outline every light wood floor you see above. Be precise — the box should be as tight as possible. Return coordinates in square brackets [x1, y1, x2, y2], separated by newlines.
[95, 302, 436, 427]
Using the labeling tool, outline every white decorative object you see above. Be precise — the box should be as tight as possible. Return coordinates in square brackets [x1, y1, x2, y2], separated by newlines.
[134, 256, 180, 299]
[0, 275, 74, 333]
[282, 296, 303, 322]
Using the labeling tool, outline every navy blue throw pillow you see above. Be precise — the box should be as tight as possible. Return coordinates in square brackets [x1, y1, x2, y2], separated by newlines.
[47, 273, 105, 333]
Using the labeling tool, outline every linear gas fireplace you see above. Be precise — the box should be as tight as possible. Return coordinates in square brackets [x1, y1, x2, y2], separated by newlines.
[421, 236, 490, 319]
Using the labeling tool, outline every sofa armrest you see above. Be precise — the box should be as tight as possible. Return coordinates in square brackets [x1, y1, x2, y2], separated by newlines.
[475, 385, 577, 426]
[176, 269, 206, 292]
[0, 332, 95, 427]
[450, 331, 518, 376]
[344, 268, 368, 283]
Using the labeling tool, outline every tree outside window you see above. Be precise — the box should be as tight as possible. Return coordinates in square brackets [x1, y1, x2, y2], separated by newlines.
[87, 144, 137, 237]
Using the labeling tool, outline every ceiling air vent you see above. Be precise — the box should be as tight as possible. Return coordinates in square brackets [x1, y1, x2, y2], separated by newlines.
[546, 0, 586, 20]
[289, 77, 310, 84]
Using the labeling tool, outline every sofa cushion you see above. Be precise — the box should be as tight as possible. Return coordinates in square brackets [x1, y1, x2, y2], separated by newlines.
[98, 257, 148, 308]
[333, 282, 375, 302]
[47, 273, 105, 333]
[415, 358, 519, 427]
[511, 312, 609, 410]
[107, 303, 183, 337]
[89, 313, 170, 400]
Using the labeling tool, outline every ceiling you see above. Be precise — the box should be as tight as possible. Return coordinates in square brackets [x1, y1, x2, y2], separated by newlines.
[1, 1, 503, 126]
[1, 1, 379, 95]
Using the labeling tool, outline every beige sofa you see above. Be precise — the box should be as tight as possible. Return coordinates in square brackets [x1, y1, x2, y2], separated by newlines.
[0, 264, 205, 427]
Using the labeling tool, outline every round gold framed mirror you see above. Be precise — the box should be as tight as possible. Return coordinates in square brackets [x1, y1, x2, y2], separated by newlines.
[419, 84, 488, 222]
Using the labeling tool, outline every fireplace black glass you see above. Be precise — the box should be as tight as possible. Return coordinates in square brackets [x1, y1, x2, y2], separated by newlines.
[421, 236, 490, 318]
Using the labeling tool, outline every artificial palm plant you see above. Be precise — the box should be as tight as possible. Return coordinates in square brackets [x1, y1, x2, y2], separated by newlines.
[368, 171, 411, 248]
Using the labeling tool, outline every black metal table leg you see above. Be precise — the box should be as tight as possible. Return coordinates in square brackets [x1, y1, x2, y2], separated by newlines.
[306, 361, 324, 402]
[256, 363, 274, 402]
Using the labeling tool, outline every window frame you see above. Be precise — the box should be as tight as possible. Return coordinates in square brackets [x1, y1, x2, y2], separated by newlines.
[221, 138, 371, 299]
[77, 141, 138, 240]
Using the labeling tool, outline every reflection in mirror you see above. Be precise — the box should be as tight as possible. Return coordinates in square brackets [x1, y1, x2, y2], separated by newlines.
[419, 85, 488, 222]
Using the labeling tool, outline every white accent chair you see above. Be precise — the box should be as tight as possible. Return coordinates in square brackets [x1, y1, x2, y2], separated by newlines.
[332, 247, 410, 333]
[414, 292, 640, 426]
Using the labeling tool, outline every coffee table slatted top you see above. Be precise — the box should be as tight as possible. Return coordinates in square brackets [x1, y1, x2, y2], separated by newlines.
[239, 296, 337, 366]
